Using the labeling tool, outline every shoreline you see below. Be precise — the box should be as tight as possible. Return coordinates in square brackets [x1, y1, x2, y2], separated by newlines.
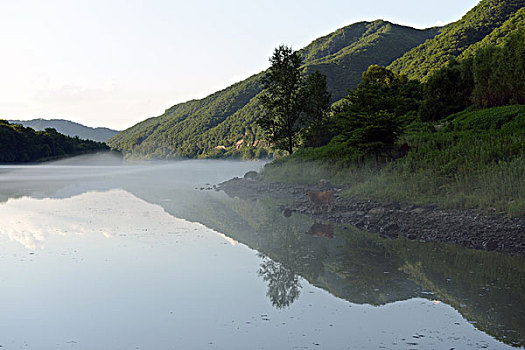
[218, 177, 525, 256]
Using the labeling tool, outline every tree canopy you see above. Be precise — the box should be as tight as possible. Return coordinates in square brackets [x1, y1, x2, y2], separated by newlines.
[257, 47, 332, 154]
[419, 58, 474, 122]
[471, 28, 525, 107]
[257, 45, 304, 154]
[331, 66, 416, 161]
[420, 28, 525, 121]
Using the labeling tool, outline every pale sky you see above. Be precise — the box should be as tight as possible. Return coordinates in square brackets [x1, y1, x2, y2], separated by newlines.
[0, 0, 479, 130]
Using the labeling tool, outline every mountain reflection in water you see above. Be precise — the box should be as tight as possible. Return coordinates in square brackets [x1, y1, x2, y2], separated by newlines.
[187, 192, 524, 347]
[0, 156, 523, 349]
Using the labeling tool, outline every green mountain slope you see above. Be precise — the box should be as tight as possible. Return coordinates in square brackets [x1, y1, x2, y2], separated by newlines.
[301, 21, 440, 100]
[388, 0, 525, 80]
[460, 6, 525, 59]
[8, 118, 119, 142]
[108, 21, 438, 159]
[110, 74, 263, 158]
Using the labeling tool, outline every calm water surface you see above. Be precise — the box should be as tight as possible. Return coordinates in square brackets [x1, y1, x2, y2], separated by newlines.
[0, 154, 523, 349]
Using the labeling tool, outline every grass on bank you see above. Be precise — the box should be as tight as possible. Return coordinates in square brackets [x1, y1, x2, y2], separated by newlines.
[261, 105, 525, 216]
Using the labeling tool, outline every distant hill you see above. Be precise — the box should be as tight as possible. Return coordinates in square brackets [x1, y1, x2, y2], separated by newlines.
[388, 0, 525, 80]
[8, 119, 119, 142]
[0, 120, 109, 162]
[108, 20, 439, 159]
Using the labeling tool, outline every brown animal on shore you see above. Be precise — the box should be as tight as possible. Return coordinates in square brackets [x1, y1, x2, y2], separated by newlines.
[307, 190, 334, 213]
[306, 221, 334, 238]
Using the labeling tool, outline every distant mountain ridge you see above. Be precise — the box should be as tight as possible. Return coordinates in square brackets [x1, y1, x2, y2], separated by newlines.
[9, 119, 119, 143]
[299, 20, 441, 100]
[108, 20, 439, 159]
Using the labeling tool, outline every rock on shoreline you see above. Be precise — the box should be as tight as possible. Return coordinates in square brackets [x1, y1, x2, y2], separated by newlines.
[218, 177, 525, 256]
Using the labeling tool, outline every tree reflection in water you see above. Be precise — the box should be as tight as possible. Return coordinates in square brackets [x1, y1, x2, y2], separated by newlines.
[258, 254, 301, 309]
[254, 209, 328, 309]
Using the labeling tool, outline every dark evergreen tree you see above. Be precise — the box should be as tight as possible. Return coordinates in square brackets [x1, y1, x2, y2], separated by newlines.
[301, 70, 332, 147]
[332, 66, 414, 163]
[419, 58, 474, 122]
[334, 110, 403, 164]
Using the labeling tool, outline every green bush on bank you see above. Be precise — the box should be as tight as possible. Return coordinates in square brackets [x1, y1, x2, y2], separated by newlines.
[261, 105, 525, 216]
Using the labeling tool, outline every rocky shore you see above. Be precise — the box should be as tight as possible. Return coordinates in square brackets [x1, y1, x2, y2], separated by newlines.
[218, 176, 525, 256]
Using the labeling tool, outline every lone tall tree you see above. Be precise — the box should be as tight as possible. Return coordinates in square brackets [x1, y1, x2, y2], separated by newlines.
[258, 45, 304, 155]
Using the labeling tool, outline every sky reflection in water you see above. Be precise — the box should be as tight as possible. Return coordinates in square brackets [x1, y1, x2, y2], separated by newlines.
[0, 159, 520, 349]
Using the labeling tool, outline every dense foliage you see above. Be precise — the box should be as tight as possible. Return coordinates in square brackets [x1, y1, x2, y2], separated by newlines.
[0, 120, 110, 162]
[421, 29, 525, 120]
[419, 58, 474, 121]
[388, 0, 524, 80]
[108, 21, 438, 159]
[459, 6, 525, 59]
[322, 65, 420, 161]
[471, 28, 525, 107]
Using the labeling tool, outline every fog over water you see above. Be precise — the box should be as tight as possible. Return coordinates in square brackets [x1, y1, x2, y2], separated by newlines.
[0, 153, 522, 349]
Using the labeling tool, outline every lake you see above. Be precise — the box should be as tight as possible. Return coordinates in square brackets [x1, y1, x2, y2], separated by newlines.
[0, 153, 523, 349]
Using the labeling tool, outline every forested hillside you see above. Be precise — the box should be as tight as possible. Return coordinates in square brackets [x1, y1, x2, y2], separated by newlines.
[0, 120, 110, 162]
[9, 119, 119, 142]
[388, 0, 524, 80]
[109, 0, 524, 160]
[459, 6, 525, 59]
[298, 20, 440, 101]
[261, 24, 524, 216]
[108, 21, 438, 159]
